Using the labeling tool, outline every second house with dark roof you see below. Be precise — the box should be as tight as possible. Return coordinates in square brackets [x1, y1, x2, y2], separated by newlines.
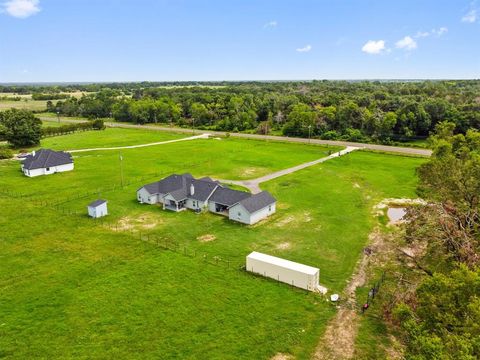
[21, 149, 74, 177]
[137, 174, 276, 225]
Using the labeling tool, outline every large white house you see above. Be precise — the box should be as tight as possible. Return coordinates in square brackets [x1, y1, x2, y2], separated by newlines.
[137, 173, 276, 225]
[21, 149, 74, 177]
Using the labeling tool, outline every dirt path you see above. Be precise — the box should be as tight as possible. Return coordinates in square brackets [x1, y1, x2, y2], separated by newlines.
[313, 228, 385, 360]
[38, 116, 432, 157]
[67, 133, 209, 153]
[218, 147, 359, 193]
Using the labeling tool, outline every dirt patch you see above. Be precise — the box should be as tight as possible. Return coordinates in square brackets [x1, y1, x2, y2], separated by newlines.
[240, 167, 261, 177]
[276, 242, 291, 250]
[110, 214, 161, 232]
[275, 215, 295, 227]
[304, 211, 312, 222]
[270, 353, 294, 360]
[275, 212, 312, 228]
[276, 202, 290, 210]
[197, 234, 216, 242]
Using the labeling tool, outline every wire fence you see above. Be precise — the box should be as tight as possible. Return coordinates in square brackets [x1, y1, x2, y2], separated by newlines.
[0, 160, 211, 210]
[103, 222, 244, 271]
[361, 271, 386, 314]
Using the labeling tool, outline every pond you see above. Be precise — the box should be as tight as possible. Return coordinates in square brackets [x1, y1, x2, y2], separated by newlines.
[387, 207, 407, 223]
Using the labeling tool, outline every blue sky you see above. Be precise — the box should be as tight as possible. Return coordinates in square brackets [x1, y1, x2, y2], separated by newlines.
[1, 0, 479, 82]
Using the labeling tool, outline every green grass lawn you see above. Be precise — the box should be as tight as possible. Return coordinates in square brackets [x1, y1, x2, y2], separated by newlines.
[36, 127, 186, 151]
[42, 119, 75, 128]
[0, 99, 48, 111]
[0, 128, 426, 359]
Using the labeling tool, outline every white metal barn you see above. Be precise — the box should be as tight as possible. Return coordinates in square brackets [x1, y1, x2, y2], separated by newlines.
[87, 199, 108, 218]
[246, 251, 320, 291]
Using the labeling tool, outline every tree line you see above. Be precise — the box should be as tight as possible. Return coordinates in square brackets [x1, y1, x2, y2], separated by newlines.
[376, 123, 480, 358]
[37, 80, 479, 143]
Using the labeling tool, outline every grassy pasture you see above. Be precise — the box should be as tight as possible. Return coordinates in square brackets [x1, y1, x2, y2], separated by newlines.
[0, 99, 48, 111]
[0, 128, 426, 359]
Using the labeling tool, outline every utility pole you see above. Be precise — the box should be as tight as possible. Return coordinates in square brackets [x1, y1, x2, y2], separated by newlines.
[308, 125, 312, 144]
[192, 117, 195, 134]
[57, 110, 60, 124]
[119, 152, 124, 187]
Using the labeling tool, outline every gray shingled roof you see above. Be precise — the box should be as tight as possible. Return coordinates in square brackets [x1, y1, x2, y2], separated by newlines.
[237, 191, 276, 213]
[141, 174, 186, 195]
[138, 174, 276, 210]
[22, 149, 73, 170]
[209, 187, 251, 206]
[88, 199, 107, 208]
[188, 179, 219, 201]
[140, 174, 220, 202]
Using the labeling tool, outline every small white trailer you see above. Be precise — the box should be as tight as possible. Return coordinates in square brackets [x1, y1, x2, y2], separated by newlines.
[246, 251, 321, 292]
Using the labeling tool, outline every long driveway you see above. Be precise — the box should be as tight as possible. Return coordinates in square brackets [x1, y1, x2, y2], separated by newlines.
[217, 146, 359, 193]
[67, 133, 209, 153]
[39, 116, 432, 157]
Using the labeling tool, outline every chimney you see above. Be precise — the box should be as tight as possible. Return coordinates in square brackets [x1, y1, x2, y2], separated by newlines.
[190, 183, 195, 196]
[32, 151, 36, 156]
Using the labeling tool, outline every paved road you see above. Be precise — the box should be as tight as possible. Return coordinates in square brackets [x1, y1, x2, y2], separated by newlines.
[39, 116, 432, 157]
[67, 133, 209, 153]
[218, 146, 360, 193]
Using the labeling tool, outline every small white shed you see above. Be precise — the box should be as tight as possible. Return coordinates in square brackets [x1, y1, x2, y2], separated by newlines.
[88, 199, 108, 218]
[246, 251, 320, 291]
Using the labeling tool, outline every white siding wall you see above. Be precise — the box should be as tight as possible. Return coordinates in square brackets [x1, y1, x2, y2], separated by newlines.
[246, 255, 319, 291]
[137, 188, 161, 204]
[88, 203, 108, 218]
[55, 163, 74, 173]
[185, 199, 206, 211]
[228, 204, 251, 224]
[23, 163, 74, 177]
[229, 202, 276, 225]
[250, 202, 276, 224]
[25, 168, 44, 177]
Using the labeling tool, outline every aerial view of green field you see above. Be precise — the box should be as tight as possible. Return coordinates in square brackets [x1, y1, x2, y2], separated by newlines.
[0, 126, 425, 359]
[2, 1, 479, 358]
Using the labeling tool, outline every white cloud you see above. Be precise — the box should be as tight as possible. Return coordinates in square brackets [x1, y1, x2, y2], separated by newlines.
[2, 0, 40, 18]
[361, 40, 386, 54]
[414, 27, 447, 40]
[396, 36, 417, 50]
[263, 20, 277, 28]
[462, 9, 477, 23]
[296, 44, 312, 52]
[434, 27, 448, 36]
[415, 31, 430, 38]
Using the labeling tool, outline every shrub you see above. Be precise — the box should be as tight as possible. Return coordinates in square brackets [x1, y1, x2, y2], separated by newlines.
[321, 130, 339, 140]
[92, 119, 106, 130]
[0, 148, 14, 159]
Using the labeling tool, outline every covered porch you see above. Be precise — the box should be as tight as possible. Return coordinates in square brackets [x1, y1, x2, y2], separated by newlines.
[162, 195, 187, 212]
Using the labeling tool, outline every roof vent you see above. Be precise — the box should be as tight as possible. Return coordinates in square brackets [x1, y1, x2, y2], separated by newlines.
[190, 183, 195, 196]
[32, 151, 36, 156]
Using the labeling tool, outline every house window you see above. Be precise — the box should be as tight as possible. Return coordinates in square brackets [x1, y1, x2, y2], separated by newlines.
[46, 167, 50, 171]
[238, 212, 241, 216]
[269, 205, 271, 211]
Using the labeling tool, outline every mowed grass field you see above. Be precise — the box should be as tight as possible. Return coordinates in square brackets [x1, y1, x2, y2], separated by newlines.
[0, 128, 426, 359]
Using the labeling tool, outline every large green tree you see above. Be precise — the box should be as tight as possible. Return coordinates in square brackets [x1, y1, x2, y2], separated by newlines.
[0, 109, 42, 147]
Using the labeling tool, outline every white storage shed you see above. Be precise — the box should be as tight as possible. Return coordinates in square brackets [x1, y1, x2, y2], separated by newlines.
[87, 199, 108, 218]
[246, 251, 320, 291]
